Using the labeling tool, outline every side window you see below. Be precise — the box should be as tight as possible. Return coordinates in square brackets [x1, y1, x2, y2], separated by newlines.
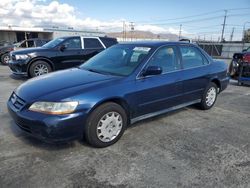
[20, 41, 27, 48]
[27, 40, 34, 47]
[100, 37, 117, 48]
[84, 38, 104, 49]
[35, 40, 42, 47]
[63, 38, 81, 49]
[147, 46, 180, 73]
[180, 46, 209, 69]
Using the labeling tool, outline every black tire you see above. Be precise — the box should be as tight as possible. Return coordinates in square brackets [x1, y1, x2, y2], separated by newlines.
[85, 102, 127, 148]
[1, 53, 10, 65]
[200, 82, 218, 110]
[29, 60, 52, 77]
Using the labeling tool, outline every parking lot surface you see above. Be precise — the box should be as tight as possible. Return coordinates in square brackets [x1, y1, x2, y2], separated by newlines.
[0, 64, 250, 188]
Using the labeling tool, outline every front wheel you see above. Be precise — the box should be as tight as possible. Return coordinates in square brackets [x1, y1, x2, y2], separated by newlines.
[1, 53, 10, 65]
[85, 102, 127, 148]
[29, 60, 52, 77]
[200, 82, 218, 110]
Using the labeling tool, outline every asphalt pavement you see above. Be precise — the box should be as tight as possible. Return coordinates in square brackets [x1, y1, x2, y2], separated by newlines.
[0, 64, 250, 188]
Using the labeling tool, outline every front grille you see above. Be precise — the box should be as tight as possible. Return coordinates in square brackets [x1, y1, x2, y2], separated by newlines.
[10, 92, 26, 110]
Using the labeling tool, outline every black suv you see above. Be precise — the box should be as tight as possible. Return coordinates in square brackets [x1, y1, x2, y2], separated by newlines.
[8, 36, 117, 77]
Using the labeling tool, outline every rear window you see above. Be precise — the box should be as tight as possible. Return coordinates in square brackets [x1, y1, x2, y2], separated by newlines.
[84, 38, 103, 49]
[100, 37, 118, 48]
[180, 46, 209, 69]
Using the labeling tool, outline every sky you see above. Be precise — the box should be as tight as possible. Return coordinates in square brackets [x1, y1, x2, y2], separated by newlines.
[0, 0, 250, 40]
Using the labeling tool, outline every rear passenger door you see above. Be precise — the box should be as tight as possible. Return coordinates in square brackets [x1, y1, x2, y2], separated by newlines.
[179, 45, 210, 103]
[82, 38, 105, 63]
[135, 46, 183, 116]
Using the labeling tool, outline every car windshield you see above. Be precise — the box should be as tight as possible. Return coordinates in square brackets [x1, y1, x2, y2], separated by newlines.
[80, 44, 152, 76]
[42, 38, 64, 48]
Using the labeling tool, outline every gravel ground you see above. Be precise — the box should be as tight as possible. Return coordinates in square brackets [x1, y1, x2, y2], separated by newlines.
[0, 64, 249, 188]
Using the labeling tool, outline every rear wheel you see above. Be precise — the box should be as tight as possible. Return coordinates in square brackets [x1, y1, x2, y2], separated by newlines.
[29, 60, 52, 77]
[1, 53, 10, 65]
[85, 102, 127, 148]
[200, 82, 218, 110]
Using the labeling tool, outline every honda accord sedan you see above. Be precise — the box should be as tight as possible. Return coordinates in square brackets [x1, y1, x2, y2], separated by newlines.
[7, 41, 229, 147]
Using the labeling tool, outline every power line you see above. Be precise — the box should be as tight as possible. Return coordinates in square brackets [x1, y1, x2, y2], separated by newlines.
[140, 15, 224, 25]
[138, 7, 250, 24]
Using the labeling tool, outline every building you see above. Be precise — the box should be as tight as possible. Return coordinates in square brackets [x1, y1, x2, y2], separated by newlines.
[0, 25, 105, 43]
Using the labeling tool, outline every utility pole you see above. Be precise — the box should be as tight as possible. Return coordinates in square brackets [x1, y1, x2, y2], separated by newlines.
[129, 22, 135, 41]
[221, 10, 227, 42]
[230, 27, 235, 41]
[178, 24, 182, 40]
[122, 21, 125, 41]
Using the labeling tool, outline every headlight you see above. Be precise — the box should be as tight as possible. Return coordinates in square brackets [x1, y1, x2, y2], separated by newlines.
[15, 54, 29, 60]
[29, 101, 78, 115]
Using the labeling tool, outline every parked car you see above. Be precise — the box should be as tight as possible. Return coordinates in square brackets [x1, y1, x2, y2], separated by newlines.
[7, 41, 229, 147]
[229, 46, 250, 77]
[14, 38, 50, 50]
[8, 36, 118, 77]
[0, 41, 14, 65]
[0, 38, 49, 65]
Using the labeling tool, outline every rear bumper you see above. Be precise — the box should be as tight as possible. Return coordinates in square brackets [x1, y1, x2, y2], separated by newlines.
[220, 76, 230, 92]
[7, 100, 87, 143]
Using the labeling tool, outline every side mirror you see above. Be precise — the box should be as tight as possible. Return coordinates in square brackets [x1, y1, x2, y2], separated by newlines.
[59, 44, 66, 51]
[142, 66, 162, 76]
[242, 49, 247, 52]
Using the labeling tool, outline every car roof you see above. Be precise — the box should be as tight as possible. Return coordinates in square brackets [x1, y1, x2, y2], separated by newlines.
[59, 36, 115, 39]
[119, 41, 196, 47]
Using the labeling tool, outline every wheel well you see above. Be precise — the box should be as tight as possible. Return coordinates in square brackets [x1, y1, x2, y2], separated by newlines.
[27, 58, 54, 76]
[91, 98, 131, 124]
[211, 79, 221, 92]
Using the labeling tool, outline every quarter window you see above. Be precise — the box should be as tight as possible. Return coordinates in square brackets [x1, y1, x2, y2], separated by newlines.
[84, 38, 104, 49]
[147, 46, 180, 73]
[180, 46, 209, 69]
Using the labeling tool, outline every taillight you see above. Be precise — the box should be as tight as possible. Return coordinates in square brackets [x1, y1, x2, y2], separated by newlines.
[243, 54, 250, 63]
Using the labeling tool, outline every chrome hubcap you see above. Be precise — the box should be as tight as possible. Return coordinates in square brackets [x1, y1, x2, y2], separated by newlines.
[96, 111, 123, 142]
[34, 64, 49, 76]
[3, 55, 10, 64]
[206, 87, 216, 107]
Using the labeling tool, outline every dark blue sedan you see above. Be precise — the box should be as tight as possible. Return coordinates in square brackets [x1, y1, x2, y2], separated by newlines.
[7, 41, 229, 147]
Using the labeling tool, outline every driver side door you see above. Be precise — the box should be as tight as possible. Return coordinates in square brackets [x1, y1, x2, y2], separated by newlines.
[54, 37, 84, 70]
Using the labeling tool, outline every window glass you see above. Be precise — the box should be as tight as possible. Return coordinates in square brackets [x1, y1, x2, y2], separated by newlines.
[20, 41, 27, 48]
[63, 38, 81, 49]
[27, 40, 34, 47]
[80, 45, 151, 76]
[180, 46, 209, 69]
[100, 37, 117, 48]
[147, 46, 180, 73]
[84, 38, 103, 49]
[35, 40, 42, 47]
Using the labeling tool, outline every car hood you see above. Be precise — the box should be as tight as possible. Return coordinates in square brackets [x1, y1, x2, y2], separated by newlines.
[15, 68, 119, 102]
[12, 47, 47, 54]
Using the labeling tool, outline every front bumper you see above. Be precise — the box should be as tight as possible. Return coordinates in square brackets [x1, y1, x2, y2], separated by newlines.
[8, 60, 29, 75]
[7, 99, 87, 142]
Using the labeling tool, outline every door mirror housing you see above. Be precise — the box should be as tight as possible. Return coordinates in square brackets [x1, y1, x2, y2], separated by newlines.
[142, 66, 162, 76]
[59, 44, 66, 51]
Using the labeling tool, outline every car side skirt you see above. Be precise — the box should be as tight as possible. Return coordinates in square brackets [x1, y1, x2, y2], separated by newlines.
[131, 99, 201, 124]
